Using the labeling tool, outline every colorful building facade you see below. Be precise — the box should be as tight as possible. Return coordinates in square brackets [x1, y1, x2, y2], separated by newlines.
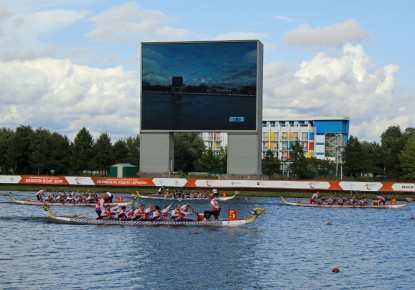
[200, 116, 349, 161]
[261, 117, 349, 161]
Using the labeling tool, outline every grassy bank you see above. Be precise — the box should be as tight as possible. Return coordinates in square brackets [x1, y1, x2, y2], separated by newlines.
[1, 185, 414, 201]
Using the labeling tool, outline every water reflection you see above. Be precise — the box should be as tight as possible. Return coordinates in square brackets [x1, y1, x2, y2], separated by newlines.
[0, 192, 414, 289]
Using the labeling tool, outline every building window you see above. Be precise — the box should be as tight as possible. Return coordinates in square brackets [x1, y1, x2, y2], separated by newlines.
[293, 132, 299, 140]
[262, 132, 269, 140]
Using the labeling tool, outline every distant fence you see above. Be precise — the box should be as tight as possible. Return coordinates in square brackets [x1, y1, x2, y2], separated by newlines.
[1, 175, 415, 193]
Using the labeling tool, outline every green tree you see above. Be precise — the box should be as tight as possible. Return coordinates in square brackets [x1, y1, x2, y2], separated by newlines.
[360, 141, 384, 177]
[381, 125, 405, 178]
[93, 133, 114, 175]
[0, 128, 15, 174]
[0, 128, 16, 174]
[262, 150, 281, 176]
[14, 125, 34, 174]
[196, 148, 218, 172]
[343, 135, 365, 177]
[49, 133, 71, 175]
[399, 137, 415, 179]
[113, 140, 129, 163]
[71, 127, 94, 174]
[195, 147, 226, 174]
[29, 128, 52, 175]
[125, 135, 140, 166]
[403, 127, 415, 141]
[174, 133, 205, 173]
[291, 141, 316, 179]
[307, 157, 335, 176]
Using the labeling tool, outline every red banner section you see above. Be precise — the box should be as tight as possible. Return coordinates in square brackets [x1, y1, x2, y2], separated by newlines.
[0, 175, 412, 192]
[19, 175, 69, 185]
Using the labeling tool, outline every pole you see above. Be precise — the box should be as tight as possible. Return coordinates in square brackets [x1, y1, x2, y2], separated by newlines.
[335, 147, 339, 177]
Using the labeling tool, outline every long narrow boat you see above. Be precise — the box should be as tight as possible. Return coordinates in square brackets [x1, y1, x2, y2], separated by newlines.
[43, 205, 265, 227]
[8, 192, 139, 207]
[280, 197, 410, 209]
[137, 191, 238, 202]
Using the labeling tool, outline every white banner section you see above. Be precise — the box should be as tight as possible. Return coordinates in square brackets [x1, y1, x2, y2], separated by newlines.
[339, 182, 383, 191]
[152, 178, 188, 188]
[195, 180, 331, 189]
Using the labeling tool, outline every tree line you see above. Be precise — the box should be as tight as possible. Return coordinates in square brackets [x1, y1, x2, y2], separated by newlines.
[0, 125, 414, 180]
[0, 126, 140, 175]
[0, 126, 223, 176]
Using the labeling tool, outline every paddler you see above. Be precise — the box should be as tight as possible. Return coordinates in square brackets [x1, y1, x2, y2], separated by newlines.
[171, 204, 186, 221]
[104, 191, 114, 203]
[377, 195, 386, 205]
[310, 191, 319, 204]
[36, 188, 46, 201]
[101, 204, 119, 220]
[203, 194, 221, 220]
[95, 192, 108, 219]
[118, 206, 127, 220]
[180, 204, 193, 220]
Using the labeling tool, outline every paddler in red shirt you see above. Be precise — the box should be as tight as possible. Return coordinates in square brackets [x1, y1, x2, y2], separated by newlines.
[203, 194, 221, 220]
[95, 192, 108, 219]
[171, 204, 186, 221]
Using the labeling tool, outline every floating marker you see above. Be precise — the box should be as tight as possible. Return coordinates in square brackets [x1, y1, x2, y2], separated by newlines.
[327, 221, 332, 225]
[332, 267, 340, 273]
[193, 232, 199, 235]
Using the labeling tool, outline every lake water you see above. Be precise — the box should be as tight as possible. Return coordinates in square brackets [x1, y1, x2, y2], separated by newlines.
[1, 191, 414, 289]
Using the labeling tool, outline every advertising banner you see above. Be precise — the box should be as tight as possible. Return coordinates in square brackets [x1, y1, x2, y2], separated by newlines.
[19, 175, 68, 185]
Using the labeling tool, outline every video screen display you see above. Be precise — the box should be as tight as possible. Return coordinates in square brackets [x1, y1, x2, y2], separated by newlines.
[140, 41, 261, 131]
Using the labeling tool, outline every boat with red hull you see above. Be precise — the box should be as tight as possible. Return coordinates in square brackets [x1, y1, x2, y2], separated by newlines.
[280, 196, 410, 209]
[9, 192, 139, 207]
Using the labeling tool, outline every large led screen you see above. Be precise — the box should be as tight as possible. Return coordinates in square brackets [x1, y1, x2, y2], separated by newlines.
[140, 40, 262, 132]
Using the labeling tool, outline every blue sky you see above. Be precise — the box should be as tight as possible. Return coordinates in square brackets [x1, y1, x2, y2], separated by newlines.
[1, 0, 414, 142]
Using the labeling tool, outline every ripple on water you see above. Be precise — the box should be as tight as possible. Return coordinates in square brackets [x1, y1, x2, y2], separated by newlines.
[0, 193, 414, 289]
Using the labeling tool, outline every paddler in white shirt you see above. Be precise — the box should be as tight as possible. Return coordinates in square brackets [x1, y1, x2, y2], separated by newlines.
[35, 188, 46, 201]
[310, 191, 319, 204]
[180, 204, 193, 220]
[95, 192, 108, 219]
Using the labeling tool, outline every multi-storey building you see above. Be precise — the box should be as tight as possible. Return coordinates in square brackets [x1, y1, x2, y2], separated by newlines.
[200, 116, 349, 161]
[199, 132, 226, 155]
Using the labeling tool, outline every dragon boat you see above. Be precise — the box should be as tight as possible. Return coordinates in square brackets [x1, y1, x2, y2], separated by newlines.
[137, 191, 238, 202]
[280, 196, 410, 209]
[8, 192, 139, 207]
[42, 205, 265, 227]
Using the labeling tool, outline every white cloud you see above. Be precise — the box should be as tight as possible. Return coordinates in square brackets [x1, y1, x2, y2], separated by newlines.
[0, 6, 88, 60]
[283, 19, 369, 46]
[0, 58, 139, 141]
[274, 15, 304, 23]
[263, 43, 415, 141]
[215, 32, 268, 41]
[87, 2, 190, 43]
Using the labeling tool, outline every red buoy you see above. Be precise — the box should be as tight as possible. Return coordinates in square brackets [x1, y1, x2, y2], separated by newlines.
[193, 232, 199, 235]
[332, 267, 340, 273]
[327, 221, 332, 225]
